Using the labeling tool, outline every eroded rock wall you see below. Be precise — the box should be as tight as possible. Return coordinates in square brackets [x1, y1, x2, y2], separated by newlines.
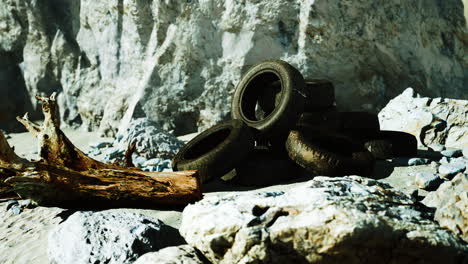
[1, 0, 466, 135]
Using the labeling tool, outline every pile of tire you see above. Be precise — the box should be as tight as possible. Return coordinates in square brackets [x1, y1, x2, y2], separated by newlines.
[172, 60, 417, 185]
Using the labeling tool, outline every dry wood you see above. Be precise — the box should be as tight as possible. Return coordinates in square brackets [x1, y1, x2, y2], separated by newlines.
[0, 93, 202, 208]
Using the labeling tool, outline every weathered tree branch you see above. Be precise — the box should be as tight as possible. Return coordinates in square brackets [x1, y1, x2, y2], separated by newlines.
[0, 94, 202, 207]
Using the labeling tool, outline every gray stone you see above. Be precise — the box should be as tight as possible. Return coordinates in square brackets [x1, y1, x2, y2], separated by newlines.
[408, 158, 430, 166]
[113, 118, 183, 160]
[5, 200, 18, 211]
[180, 176, 467, 264]
[439, 163, 466, 178]
[423, 174, 468, 243]
[48, 211, 184, 264]
[89, 141, 113, 149]
[143, 158, 162, 167]
[133, 156, 148, 169]
[440, 156, 451, 164]
[414, 172, 442, 191]
[430, 144, 446, 152]
[1, 0, 466, 135]
[134, 245, 209, 264]
[379, 88, 468, 149]
[441, 149, 463, 158]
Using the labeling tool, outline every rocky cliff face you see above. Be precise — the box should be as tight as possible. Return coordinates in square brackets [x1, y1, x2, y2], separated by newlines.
[0, 0, 466, 135]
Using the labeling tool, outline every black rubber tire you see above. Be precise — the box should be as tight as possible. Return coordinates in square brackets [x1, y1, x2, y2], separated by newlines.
[172, 119, 255, 182]
[231, 59, 306, 140]
[296, 107, 340, 131]
[364, 139, 393, 159]
[338, 112, 380, 132]
[303, 79, 335, 111]
[372, 131, 418, 157]
[285, 128, 375, 177]
[234, 148, 301, 187]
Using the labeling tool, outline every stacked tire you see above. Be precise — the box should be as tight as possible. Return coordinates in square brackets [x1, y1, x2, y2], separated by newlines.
[172, 59, 417, 185]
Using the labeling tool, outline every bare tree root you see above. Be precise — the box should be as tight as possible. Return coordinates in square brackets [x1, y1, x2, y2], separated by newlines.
[0, 94, 202, 208]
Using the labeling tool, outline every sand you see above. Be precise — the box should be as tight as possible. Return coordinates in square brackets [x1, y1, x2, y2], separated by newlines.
[0, 128, 432, 264]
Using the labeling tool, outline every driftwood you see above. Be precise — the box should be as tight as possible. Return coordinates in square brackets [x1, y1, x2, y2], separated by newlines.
[0, 93, 202, 208]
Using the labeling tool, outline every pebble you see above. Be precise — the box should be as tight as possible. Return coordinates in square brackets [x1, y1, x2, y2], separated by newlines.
[89, 141, 113, 149]
[408, 158, 430, 166]
[143, 158, 162, 167]
[430, 144, 445, 152]
[414, 172, 442, 190]
[105, 148, 125, 160]
[438, 163, 466, 179]
[133, 156, 148, 168]
[439, 157, 450, 164]
[10, 206, 22, 215]
[440, 149, 462, 158]
[5, 200, 19, 211]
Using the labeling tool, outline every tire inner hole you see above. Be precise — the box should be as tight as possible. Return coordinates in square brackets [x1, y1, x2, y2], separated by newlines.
[183, 128, 231, 159]
[241, 72, 282, 121]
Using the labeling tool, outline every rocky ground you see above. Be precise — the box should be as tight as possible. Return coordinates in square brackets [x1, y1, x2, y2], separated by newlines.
[0, 89, 467, 263]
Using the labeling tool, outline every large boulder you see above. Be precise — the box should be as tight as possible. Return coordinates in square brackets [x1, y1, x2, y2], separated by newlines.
[0, 0, 466, 135]
[48, 211, 184, 264]
[423, 173, 468, 243]
[379, 88, 468, 149]
[180, 176, 467, 264]
[134, 245, 209, 264]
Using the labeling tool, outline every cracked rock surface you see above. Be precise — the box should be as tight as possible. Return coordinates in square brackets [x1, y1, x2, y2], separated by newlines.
[379, 88, 468, 149]
[48, 211, 184, 264]
[134, 245, 209, 264]
[180, 176, 468, 264]
[423, 173, 468, 243]
[1, 0, 466, 134]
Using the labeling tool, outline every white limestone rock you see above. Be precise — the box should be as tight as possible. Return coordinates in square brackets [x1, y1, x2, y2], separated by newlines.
[423, 173, 468, 243]
[180, 176, 467, 264]
[379, 88, 468, 149]
[1, 0, 466, 135]
[134, 245, 209, 264]
[48, 211, 183, 264]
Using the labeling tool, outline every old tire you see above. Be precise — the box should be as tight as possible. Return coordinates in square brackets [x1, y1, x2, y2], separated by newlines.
[296, 107, 340, 131]
[231, 59, 306, 140]
[364, 139, 393, 159]
[338, 112, 380, 132]
[172, 119, 255, 182]
[303, 79, 335, 111]
[374, 131, 418, 157]
[234, 148, 301, 187]
[285, 129, 375, 177]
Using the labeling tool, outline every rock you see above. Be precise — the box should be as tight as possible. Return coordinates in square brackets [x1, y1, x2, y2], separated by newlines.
[440, 156, 450, 164]
[463, 147, 468, 158]
[133, 155, 149, 169]
[104, 147, 126, 161]
[430, 143, 446, 152]
[379, 88, 468, 149]
[408, 158, 431, 166]
[180, 176, 467, 264]
[89, 141, 113, 149]
[134, 245, 209, 264]
[439, 163, 466, 179]
[114, 118, 183, 160]
[1, 1, 466, 135]
[5, 200, 18, 211]
[48, 211, 184, 264]
[143, 158, 162, 167]
[441, 149, 463, 158]
[423, 174, 468, 243]
[414, 172, 443, 191]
